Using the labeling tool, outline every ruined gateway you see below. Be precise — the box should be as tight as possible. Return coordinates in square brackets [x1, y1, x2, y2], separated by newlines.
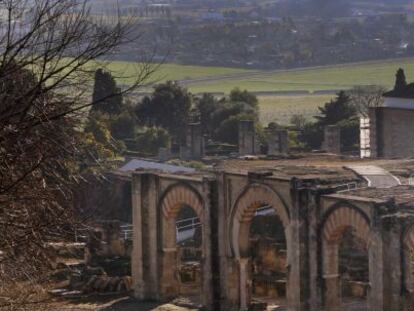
[130, 155, 414, 311]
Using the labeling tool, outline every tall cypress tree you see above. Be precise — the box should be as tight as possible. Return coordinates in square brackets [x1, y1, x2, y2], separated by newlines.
[394, 68, 407, 92]
[91, 69, 123, 115]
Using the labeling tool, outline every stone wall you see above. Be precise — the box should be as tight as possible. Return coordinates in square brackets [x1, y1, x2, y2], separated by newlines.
[372, 107, 414, 158]
[131, 171, 414, 311]
[239, 120, 258, 155]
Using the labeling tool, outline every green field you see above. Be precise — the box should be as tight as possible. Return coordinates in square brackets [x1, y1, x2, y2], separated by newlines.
[105, 57, 414, 93]
[98, 61, 250, 86]
[187, 58, 414, 93]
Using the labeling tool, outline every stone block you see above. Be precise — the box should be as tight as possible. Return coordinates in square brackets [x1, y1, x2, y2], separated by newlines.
[239, 120, 258, 155]
[323, 125, 341, 154]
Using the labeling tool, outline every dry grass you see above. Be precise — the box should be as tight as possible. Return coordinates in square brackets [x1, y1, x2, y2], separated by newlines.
[258, 95, 333, 125]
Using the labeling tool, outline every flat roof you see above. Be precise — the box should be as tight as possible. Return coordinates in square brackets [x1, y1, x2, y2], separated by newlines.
[344, 185, 414, 207]
[215, 154, 413, 180]
[119, 159, 196, 174]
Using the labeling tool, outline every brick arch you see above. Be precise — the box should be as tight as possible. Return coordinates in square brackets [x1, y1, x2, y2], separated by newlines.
[233, 183, 289, 227]
[321, 204, 371, 311]
[230, 183, 290, 259]
[322, 205, 370, 244]
[160, 184, 204, 223]
[230, 183, 292, 310]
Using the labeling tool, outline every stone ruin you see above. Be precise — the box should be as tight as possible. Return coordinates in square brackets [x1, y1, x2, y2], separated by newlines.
[238, 120, 260, 155]
[323, 125, 341, 154]
[266, 128, 289, 155]
[180, 122, 205, 160]
[48, 220, 133, 298]
[130, 160, 414, 311]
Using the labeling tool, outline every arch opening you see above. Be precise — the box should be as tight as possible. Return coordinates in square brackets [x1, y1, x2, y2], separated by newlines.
[248, 206, 287, 310]
[158, 184, 205, 305]
[321, 206, 370, 311]
[230, 184, 290, 311]
[338, 228, 369, 309]
[175, 205, 203, 300]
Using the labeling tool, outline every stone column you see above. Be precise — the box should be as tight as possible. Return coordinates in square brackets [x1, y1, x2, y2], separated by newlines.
[131, 173, 160, 300]
[403, 247, 414, 311]
[201, 178, 214, 307]
[181, 123, 204, 160]
[239, 120, 257, 155]
[188, 123, 204, 159]
[217, 173, 229, 306]
[158, 147, 171, 161]
[146, 175, 159, 298]
[267, 129, 289, 155]
[239, 258, 250, 311]
[367, 223, 384, 310]
[306, 192, 321, 311]
[131, 173, 145, 299]
[323, 243, 341, 311]
[159, 217, 179, 300]
[381, 217, 403, 311]
[368, 107, 378, 158]
[323, 125, 341, 154]
[288, 180, 312, 311]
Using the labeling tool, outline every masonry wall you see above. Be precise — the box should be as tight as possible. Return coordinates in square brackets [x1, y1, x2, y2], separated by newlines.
[131, 170, 414, 311]
[375, 107, 414, 158]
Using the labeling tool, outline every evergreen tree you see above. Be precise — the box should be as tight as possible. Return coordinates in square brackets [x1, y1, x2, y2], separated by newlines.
[315, 91, 356, 126]
[135, 81, 192, 141]
[301, 91, 358, 150]
[394, 68, 407, 92]
[91, 69, 123, 115]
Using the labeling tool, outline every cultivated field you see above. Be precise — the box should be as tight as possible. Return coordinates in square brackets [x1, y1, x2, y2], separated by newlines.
[108, 57, 414, 93]
[186, 58, 414, 93]
[258, 95, 332, 125]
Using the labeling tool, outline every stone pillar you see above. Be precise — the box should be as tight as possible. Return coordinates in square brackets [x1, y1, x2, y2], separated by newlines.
[239, 120, 257, 155]
[267, 129, 289, 155]
[131, 174, 145, 299]
[323, 125, 341, 154]
[158, 147, 171, 161]
[181, 123, 204, 160]
[381, 217, 403, 311]
[368, 107, 378, 158]
[368, 224, 384, 310]
[323, 243, 341, 311]
[288, 184, 312, 311]
[146, 175, 159, 298]
[159, 216, 179, 299]
[239, 258, 250, 311]
[307, 192, 322, 311]
[179, 145, 191, 160]
[403, 246, 414, 311]
[131, 173, 160, 300]
[201, 177, 214, 307]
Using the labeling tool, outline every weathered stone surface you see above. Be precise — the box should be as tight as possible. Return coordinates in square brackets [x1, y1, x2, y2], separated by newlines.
[131, 167, 414, 311]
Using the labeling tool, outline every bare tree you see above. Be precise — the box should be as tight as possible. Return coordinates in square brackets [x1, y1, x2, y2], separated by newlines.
[348, 85, 386, 118]
[0, 0, 156, 309]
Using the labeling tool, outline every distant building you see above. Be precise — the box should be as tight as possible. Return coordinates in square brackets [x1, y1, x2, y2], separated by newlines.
[361, 77, 414, 158]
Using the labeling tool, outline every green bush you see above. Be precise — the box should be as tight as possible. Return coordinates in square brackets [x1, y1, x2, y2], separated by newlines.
[134, 127, 171, 154]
